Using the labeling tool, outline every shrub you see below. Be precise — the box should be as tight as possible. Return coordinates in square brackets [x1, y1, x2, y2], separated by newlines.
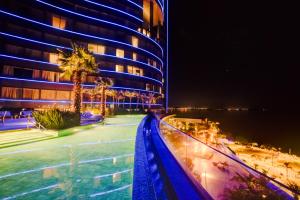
[33, 109, 80, 130]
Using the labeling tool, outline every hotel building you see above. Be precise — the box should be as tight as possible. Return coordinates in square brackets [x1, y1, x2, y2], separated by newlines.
[0, 0, 168, 110]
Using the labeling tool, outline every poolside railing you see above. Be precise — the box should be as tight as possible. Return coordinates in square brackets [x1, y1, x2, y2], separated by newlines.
[159, 117, 298, 200]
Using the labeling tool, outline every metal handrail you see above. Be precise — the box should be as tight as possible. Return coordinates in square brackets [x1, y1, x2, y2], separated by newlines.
[28, 117, 47, 131]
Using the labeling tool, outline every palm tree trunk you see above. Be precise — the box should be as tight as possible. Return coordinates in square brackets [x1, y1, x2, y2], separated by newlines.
[129, 98, 132, 110]
[73, 71, 82, 114]
[136, 96, 139, 109]
[90, 95, 94, 109]
[142, 99, 145, 110]
[100, 87, 105, 116]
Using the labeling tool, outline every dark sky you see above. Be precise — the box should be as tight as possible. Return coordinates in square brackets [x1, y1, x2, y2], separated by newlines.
[169, 0, 300, 108]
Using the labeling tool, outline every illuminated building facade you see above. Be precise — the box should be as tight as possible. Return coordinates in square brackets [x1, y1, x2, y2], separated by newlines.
[0, 0, 168, 110]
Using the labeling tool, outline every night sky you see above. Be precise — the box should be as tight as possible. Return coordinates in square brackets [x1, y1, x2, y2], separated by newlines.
[169, 1, 300, 109]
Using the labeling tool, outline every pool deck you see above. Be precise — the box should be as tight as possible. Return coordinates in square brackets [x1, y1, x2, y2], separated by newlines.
[0, 115, 144, 200]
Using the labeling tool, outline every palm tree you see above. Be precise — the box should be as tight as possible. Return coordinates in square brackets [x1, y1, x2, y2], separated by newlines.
[95, 77, 113, 116]
[136, 92, 141, 109]
[115, 91, 124, 108]
[58, 43, 97, 114]
[124, 91, 137, 110]
[106, 89, 117, 107]
[284, 162, 291, 179]
[83, 86, 100, 109]
[147, 93, 156, 109]
[140, 93, 147, 110]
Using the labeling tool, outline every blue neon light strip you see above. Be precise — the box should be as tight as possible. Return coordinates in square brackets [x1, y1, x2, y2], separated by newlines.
[127, 0, 143, 10]
[35, 0, 163, 55]
[0, 32, 69, 50]
[0, 54, 162, 85]
[82, 0, 143, 22]
[0, 76, 160, 94]
[0, 98, 162, 106]
[111, 86, 159, 94]
[100, 70, 162, 85]
[0, 54, 56, 66]
[156, 0, 164, 11]
[166, 0, 169, 111]
[0, 9, 163, 65]
[0, 32, 162, 75]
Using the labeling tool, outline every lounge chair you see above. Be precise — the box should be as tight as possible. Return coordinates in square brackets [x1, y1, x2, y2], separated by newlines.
[81, 112, 103, 123]
[19, 110, 33, 118]
[0, 111, 13, 123]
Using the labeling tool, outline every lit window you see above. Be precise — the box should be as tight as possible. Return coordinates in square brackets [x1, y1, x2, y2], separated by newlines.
[132, 53, 137, 61]
[153, 61, 157, 67]
[52, 15, 66, 29]
[159, 87, 162, 94]
[115, 65, 124, 72]
[132, 36, 139, 47]
[3, 65, 14, 76]
[148, 58, 151, 65]
[41, 71, 56, 82]
[127, 66, 133, 74]
[146, 84, 151, 91]
[41, 89, 56, 100]
[56, 91, 70, 100]
[128, 66, 143, 76]
[88, 43, 105, 54]
[86, 76, 96, 83]
[23, 88, 39, 99]
[143, 29, 147, 35]
[49, 53, 59, 64]
[1, 87, 22, 99]
[116, 49, 124, 58]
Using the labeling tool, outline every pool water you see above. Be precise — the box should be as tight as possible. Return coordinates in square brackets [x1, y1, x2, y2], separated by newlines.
[0, 115, 144, 200]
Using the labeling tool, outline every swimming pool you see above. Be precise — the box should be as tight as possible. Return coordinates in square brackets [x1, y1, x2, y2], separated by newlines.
[0, 115, 144, 199]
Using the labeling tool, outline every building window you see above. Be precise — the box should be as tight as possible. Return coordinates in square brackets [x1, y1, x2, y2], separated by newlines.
[88, 43, 105, 54]
[146, 84, 156, 91]
[159, 87, 162, 94]
[116, 49, 124, 58]
[1, 87, 22, 99]
[3, 65, 14, 76]
[14, 68, 33, 79]
[41, 71, 58, 82]
[132, 36, 139, 47]
[128, 66, 143, 76]
[153, 61, 157, 67]
[41, 89, 56, 100]
[115, 65, 124, 72]
[52, 15, 66, 29]
[59, 73, 71, 82]
[86, 76, 96, 83]
[49, 53, 59, 64]
[56, 91, 71, 100]
[132, 53, 137, 61]
[146, 83, 151, 91]
[33, 70, 40, 79]
[23, 88, 39, 99]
